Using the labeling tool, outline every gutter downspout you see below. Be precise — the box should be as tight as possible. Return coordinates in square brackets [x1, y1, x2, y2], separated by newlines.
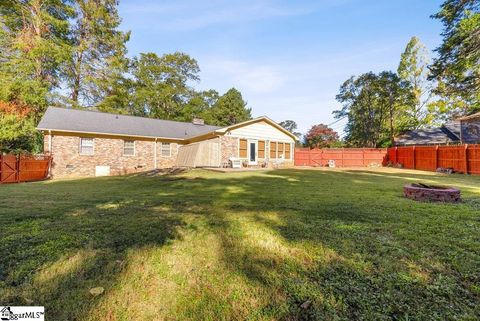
[48, 130, 52, 154]
[154, 138, 157, 169]
[48, 130, 52, 178]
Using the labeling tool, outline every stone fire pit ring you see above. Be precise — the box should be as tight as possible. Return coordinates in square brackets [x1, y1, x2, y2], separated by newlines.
[404, 183, 461, 203]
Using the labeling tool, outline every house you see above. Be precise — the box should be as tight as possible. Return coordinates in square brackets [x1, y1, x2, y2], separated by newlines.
[37, 107, 297, 178]
[394, 112, 480, 146]
[458, 112, 480, 144]
[394, 122, 461, 146]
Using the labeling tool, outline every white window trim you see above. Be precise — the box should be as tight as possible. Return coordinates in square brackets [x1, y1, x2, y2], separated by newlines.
[247, 139, 258, 165]
[161, 142, 171, 157]
[79, 137, 95, 155]
[123, 140, 135, 156]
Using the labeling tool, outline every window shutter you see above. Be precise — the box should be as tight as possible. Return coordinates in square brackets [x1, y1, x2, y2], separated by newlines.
[285, 143, 291, 159]
[269, 141, 277, 159]
[239, 139, 247, 158]
[278, 143, 284, 158]
[258, 140, 265, 158]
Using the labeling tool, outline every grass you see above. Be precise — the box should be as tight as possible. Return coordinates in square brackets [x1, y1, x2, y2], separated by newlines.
[0, 167, 479, 321]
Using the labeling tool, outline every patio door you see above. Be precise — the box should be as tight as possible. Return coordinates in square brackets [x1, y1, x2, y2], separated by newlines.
[248, 140, 257, 165]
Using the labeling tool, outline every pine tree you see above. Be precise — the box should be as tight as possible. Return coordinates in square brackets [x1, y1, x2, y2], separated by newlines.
[64, 0, 130, 108]
[208, 88, 252, 126]
[429, 0, 480, 115]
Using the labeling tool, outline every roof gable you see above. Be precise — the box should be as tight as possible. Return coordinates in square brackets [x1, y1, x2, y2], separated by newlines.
[215, 116, 299, 140]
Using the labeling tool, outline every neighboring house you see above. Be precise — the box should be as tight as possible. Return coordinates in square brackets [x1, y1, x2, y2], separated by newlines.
[458, 112, 480, 144]
[394, 122, 461, 146]
[37, 107, 297, 178]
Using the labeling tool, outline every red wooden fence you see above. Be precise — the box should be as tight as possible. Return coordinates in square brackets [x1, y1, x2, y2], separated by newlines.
[388, 145, 480, 175]
[0, 154, 51, 184]
[294, 148, 388, 167]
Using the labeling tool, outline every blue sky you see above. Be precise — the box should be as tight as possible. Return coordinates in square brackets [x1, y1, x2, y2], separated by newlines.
[118, 0, 444, 135]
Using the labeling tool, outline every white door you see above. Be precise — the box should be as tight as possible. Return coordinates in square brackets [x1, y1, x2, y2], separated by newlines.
[248, 140, 257, 165]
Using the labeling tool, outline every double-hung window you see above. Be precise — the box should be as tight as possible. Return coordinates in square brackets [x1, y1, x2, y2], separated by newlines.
[80, 138, 94, 155]
[123, 140, 135, 156]
[161, 142, 171, 157]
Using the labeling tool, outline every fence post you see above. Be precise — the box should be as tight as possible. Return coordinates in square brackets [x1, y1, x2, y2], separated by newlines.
[16, 154, 20, 183]
[412, 146, 416, 169]
[394, 147, 398, 164]
[434, 145, 439, 170]
[464, 144, 469, 174]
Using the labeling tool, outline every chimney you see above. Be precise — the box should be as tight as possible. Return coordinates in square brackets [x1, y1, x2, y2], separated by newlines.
[192, 118, 204, 125]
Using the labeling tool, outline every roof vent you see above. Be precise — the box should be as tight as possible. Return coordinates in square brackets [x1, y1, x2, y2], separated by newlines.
[192, 118, 204, 125]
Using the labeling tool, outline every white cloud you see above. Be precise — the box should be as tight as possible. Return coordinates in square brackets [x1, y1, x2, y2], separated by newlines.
[200, 57, 285, 94]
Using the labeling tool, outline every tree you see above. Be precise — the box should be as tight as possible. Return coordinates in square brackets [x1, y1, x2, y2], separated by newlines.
[0, 0, 73, 108]
[130, 52, 200, 119]
[377, 71, 413, 146]
[334, 72, 411, 147]
[0, 0, 74, 152]
[279, 120, 301, 138]
[304, 124, 340, 148]
[64, 0, 130, 107]
[0, 101, 39, 153]
[181, 89, 219, 123]
[208, 88, 252, 126]
[429, 0, 480, 115]
[334, 73, 387, 147]
[397, 36, 433, 128]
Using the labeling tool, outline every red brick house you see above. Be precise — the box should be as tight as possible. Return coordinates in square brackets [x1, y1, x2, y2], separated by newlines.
[37, 107, 297, 178]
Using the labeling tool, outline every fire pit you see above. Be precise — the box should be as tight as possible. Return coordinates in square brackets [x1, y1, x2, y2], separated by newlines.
[404, 183, 461, 203]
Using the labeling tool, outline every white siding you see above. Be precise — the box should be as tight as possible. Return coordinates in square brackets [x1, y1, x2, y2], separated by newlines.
[227, 121, 294, 143]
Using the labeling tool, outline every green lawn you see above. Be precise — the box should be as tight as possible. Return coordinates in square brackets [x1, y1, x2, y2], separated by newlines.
[0, 168, 479, 321]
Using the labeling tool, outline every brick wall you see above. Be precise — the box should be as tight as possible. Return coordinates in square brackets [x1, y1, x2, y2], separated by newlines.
[219, 135, 294, 168]
[46, 133, 178, 178]
[219, 136, 239, 166]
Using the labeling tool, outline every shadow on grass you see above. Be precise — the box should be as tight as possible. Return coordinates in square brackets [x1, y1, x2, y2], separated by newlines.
[0, 168, 478, 320]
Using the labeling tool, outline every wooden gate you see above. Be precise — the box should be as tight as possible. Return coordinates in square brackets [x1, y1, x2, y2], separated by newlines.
[0, 154, 51, 184]
[0, 154, 19, 183]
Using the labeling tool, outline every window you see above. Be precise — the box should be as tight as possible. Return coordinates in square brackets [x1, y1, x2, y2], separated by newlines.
[278, 142, 285, 158]
[123, 140, 135, 156]
[80, 138, 94, 155]
[239, 139, 247, 158]
[285, 143, 291, 159]
[258, 140, 265, 158]
[161, 142, 171, 157]
[270, 141, 277, 159]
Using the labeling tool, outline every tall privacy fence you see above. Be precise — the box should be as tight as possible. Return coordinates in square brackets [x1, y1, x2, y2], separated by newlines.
[294, 148, 388, 167]
[388, 145, 480, 175]
[0, 154, 51, 184]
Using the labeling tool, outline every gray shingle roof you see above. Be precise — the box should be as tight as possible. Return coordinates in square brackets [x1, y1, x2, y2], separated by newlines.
[37, 107, 220, 140]
[394, 124, 461, 146]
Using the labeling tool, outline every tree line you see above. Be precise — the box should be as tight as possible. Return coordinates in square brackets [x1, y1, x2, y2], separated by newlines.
[331, 0, 479, 148]
[284, 0, 478, 149]
[0, 0, 252, 153]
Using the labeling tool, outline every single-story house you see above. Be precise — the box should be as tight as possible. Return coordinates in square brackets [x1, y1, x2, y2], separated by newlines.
[457, 112, 480, 144]
[394, 122, 461, 146]
[37, 107, 297, 178]
[394, 112, 480, 146]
